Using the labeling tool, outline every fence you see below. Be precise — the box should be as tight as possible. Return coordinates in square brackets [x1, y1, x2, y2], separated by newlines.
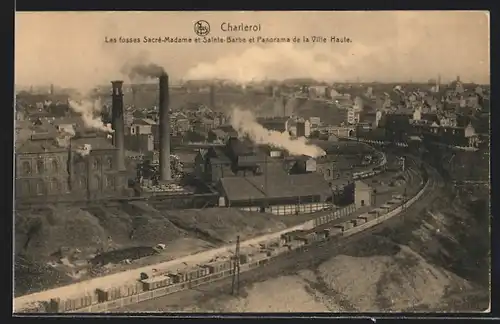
[239, 202, 333, 215]
[18, 163, 429, 314]
[66, 172, 428, 313]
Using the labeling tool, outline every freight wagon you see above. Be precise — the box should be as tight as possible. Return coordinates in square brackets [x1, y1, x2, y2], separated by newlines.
[324, 227, 343, 238]
[141, 275, 172, 291]
[352, 218, 366, 226]
[205, 259, 233, 274]
[359, 213, 376, 222]
[281, 230, 307, 243]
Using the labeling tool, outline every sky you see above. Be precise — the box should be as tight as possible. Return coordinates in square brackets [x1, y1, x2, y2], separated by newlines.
[15, 11, 490, 90]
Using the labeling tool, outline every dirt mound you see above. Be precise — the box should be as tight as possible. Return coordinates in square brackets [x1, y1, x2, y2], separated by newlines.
[82, 206, 134, 246]
[15, 254, 72, 297]
[317, 237, 473, 311]
[15, 207, 108, 259]
[163, 208, 288, 243]
[378, 184, 490, 288]
[119, 202, 187, 246]
[91, 246, 158, 266]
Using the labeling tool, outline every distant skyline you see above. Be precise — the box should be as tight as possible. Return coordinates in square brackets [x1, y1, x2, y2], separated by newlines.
[16, 11, 490, 91]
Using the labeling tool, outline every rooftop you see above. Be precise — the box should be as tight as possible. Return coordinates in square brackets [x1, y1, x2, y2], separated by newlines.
[220, 172, 331, 202]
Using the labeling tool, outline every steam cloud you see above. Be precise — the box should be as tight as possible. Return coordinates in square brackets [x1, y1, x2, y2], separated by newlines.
[54, 124, 76, 148]
[184, 43, 384, 84]
[230, 107, 326, 158]
[75, 144, 92, 157]
[68, 99, 114, 133]
[122, 62, 166, 80]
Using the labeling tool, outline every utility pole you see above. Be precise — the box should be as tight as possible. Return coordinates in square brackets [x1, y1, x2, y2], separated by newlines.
[231, 235, 241, 296]
[402, 187, 407, 214]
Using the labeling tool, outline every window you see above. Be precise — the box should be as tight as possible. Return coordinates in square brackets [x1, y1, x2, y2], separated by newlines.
[21, 180, 30, 195]
[79, 176, 87, 189]
[94, 175, 102, 190]
[106, 157, 113, 169]
[326, 169, 332, 178]
[37, 159, 45, 174]
[93, 158, 101, 170]
[361, 200, 365, 206]
[36, 180, 45, 195]
[22, 161, 31, 175]
[52, 159, 59, 172]
[106, 175, 115, 189]
[51, 178, 60, 193]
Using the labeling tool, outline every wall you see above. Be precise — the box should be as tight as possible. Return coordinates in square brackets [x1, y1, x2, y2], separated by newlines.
[16, 149, 125, 202]
[239, 202, 333, 216]
[355, 188, 372, 208]
[16, 151, 69, 198]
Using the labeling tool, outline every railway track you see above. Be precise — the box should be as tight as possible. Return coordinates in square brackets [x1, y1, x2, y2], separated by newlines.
[119, 160, 442, 311]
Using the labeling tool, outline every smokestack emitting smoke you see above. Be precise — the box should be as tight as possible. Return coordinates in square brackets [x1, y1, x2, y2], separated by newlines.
[122, 62, 165, 79]
[121, 61, 172, 180]
[68, 99, 114, 133]
[159, 73, 172, 181]
[230, 107, 326, 158]
[111, 80, 126, 171]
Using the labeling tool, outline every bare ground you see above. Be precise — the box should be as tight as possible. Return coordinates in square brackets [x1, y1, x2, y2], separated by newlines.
[117, 167, 490, 313]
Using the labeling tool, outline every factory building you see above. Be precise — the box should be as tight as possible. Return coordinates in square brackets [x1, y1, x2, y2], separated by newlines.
[218, 172, 332, 213]
[15, 80, 131, 203]
[15, 130, 127, 202]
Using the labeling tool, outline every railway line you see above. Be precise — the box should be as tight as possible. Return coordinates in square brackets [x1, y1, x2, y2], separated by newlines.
[118, 159, 442, 312]
[13, 151, 407, 313]
[112, 157, 436, 312]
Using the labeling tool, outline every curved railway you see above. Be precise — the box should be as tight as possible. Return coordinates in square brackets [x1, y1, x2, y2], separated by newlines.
[117, 158, 443, 312]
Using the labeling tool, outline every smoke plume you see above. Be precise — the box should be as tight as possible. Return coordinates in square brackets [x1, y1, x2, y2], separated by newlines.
[75, 144, 92, 157]
[68, 99, 114, 133]
[122, 61, 166, 80]
[229, 107, 326, 158]
[54, 124, 76, 148]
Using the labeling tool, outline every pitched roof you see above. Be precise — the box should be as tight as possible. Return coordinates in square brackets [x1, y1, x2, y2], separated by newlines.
[16, 138, 66, 154]
[220, 172, 331, 202]
[71, 136, 116, 150]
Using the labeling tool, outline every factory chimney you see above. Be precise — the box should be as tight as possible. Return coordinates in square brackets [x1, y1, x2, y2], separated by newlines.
[111, 80, 126, 171]
[159, 73, 172, 181]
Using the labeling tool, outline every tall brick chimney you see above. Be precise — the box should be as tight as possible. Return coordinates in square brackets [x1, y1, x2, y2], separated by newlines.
[159, 73, 172, 181]
[111, 80, 125, 171]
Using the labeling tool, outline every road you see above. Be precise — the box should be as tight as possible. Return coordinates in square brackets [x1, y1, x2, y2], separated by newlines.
[12, 148, 399, 311]
[117, 160, 441, 312]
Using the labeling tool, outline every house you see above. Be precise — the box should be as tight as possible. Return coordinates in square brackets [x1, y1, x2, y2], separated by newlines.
[208, 127, 237, 144]
[129, 118, 157, 135]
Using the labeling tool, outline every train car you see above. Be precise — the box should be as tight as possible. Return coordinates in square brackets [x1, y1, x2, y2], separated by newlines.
[359, 213, 376, 222]
[48, 298, 63, 313]
[96, 288, 110, 303]
[281, 230, 307, 243]
[352, 217, 366, 226]
[205, 259, 233, 274]
[187, 266, 209, 281]
[141, 275, 173, 291]
[239, 253, 251, 264]
[167, 273, 182, 284]
[324, 227, 343, 238]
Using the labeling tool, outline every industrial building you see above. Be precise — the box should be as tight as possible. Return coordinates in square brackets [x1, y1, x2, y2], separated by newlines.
[15, 81, 132, 203]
